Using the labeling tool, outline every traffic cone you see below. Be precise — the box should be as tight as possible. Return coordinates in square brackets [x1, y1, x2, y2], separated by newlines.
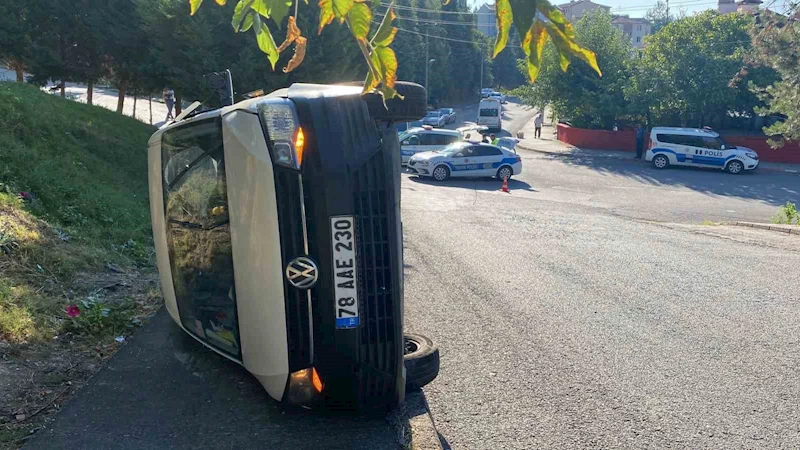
[501, 176, 510, 193]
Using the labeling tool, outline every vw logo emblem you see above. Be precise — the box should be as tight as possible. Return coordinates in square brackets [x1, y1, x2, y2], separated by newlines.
[286, 257, 318, 289]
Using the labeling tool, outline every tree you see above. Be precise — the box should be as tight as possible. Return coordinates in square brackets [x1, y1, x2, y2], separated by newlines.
[746, 6, 800, 147]
[0, 2, 37, 81]
[514, 11, 630, 129]
[190, 0, 601, 102]
[625, 11, 764, 129]
[645, 1, 673, 34]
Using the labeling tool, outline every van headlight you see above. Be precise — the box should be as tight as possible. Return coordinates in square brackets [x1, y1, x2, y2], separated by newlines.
[415, 160, 430, 166]
[257, 99, 305, 170]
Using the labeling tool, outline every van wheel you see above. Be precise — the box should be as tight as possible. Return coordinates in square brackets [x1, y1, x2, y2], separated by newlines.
[363, 82, 427, 122]
[726, 160, 744, 174]
[432, 165, 450, 181]
[496, 165, 513, 180]
[653, 154, 669, 169]
[404, 333, 440, 390]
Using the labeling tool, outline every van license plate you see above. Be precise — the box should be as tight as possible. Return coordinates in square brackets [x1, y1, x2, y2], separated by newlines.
[331, 216, 359, 329]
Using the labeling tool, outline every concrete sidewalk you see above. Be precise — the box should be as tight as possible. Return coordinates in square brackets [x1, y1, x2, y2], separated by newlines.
[24, 309, 405, 450]
[515, 118, 800, 175]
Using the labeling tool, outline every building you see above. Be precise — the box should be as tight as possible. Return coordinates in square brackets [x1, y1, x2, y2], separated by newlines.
[557, 0, 611, 21]
[719, 0, 762, 13]
[611, 16, 652, 48]
[476, 3, 497, 37]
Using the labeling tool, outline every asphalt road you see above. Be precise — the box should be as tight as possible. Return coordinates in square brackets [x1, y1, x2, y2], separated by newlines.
[402, 102, 800, 448]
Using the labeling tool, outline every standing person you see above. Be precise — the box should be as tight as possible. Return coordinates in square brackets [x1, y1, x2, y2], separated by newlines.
[534, 111, 544, 139]
[490, 133, 499, 145]
[164, 87, 175, 121]
[635, 124, 645, 159]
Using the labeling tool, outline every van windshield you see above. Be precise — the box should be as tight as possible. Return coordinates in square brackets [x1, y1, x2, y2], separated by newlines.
[480, 108, 499, 117]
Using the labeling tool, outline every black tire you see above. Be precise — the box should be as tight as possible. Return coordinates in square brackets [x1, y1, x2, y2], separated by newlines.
[363, 82, 427, 122]
[653, 154, 669, 169]
[726, 159, 744, 174]
[432, 165, 450, 181]
[496, 165, 513, 180]
[404, 333, 440, 390]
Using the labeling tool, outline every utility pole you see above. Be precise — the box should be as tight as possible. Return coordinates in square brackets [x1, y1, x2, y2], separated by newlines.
[666, 0, 669, 19]
[424, 32, 429, 101]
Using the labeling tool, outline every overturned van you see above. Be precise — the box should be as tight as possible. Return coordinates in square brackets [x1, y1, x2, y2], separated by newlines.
[147, 82, 439, 411]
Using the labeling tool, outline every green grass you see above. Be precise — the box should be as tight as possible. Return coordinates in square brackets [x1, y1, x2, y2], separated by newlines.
[0, 82, 154, 249]
[0, 82, 155, 342]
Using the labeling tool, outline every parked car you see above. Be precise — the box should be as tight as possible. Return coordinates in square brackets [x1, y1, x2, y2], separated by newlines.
[439, 108, 456, 124]
[399, 126, 462, 165]
[646, 127, 759, 174]
[147, 81, 440, 412]
[422, 110, 447, 127]
[393, 120, 423, 134]
[481, 88, 492, 98]
[407, 142, 522, 181]
[489, 92, 506, 104]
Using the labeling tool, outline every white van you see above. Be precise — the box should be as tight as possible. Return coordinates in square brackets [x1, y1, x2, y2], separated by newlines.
[646, 127, 759, 174]
[398, 126, 462, 165]
[477, 98, 502, 131]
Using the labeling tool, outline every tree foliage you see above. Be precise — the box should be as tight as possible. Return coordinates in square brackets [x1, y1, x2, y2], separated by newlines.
[193, 0, 601, 101]
[644, 0, 673, 34]
[746, 6, 800, 147]
[512, 11, 628, 129]
[625, 11, 774, 129]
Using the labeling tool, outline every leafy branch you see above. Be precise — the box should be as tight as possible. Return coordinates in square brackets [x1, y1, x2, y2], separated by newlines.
[190, 0, 601, 101]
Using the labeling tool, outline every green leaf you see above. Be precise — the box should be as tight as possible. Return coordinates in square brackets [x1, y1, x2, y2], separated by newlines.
[333, 0, 355, 20]
[535, 1, 575, 39]
[215, 0, 227, 4]
[375, 46, 397, 88]
[190, 0, 204, 15]
[318, 0, 335, 33]
[232, 0, 256, 31]
[521, 22, 548, 82]
[507, 0, 538, 43]
[545, 21, 602, 77]
[347, 3, 371, 40]
[253, 12, 262, 32]
[493, 0, 513, 58]
[240, 12, 254, 31]
[255, 23, 280, 69]
[251, 0, 292, 28]
[372, 7, 396, 47]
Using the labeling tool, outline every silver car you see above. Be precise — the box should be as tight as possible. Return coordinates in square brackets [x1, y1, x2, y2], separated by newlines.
[422, 110, 446, 127]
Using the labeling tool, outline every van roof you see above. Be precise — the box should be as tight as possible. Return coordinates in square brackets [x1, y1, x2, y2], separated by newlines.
[651, 126, 719, 137]
[405, 127, 460, 136]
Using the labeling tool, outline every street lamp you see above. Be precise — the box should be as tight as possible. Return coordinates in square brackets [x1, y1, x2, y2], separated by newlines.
[425, 58, 436, 103]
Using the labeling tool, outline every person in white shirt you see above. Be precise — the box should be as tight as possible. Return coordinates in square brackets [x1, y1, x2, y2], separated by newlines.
[533, 111, 544, 139]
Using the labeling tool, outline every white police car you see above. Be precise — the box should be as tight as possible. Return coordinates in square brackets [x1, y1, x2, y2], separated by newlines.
[399, 126, 462, 165]
[407, 142, 522, 181]
[646, 127, 759, 174]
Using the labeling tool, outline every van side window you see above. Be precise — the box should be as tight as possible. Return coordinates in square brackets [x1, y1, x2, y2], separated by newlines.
[402, 135, 420, 146]
[418, 134, 436, 146]
[701, 136, 725, 150]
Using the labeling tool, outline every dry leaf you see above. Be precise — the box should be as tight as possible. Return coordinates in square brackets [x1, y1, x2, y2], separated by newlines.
[283, 37, 308, 73]
[278, 16, 303, 53]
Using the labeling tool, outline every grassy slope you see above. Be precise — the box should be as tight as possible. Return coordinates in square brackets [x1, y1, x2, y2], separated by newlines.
[0, 81, 155, 341]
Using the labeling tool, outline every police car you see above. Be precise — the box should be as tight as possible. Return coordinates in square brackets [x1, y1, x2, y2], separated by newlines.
[399, 126, 462, 165]
[407, 141, 522, 181]
[646, 127, 759, 174]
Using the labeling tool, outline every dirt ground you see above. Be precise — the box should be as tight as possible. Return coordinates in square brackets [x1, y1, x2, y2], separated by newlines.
[0, 268, 161, 449]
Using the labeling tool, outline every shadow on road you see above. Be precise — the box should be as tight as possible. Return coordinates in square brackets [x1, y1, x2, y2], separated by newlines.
[543, 150, 800, 207]
[25, 309, 410, 450]
[408, 174, 536, 192]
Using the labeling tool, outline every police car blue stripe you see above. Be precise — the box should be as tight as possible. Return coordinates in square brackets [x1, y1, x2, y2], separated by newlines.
[651, 148, 736, 166]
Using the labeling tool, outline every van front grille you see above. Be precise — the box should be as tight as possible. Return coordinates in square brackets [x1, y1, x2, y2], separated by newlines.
[351, 150, 398, 401]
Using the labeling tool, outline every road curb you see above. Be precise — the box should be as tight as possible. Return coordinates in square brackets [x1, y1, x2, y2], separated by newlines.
[730, 221, 800, 235]
[517, 144, 800, 174]
[394, 391, 443, 450]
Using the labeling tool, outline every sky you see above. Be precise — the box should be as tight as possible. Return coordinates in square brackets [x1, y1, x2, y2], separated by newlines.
[468, 0, 788, 18]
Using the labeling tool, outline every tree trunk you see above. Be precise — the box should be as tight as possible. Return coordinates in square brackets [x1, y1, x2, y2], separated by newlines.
[175, 93, 182, 115]
[60, 83, 65, 97]
[132, 88, 137, 119]
[149, 94, 153, 125]
[15, 67, 23, 82]
[117, 80, 128, 114]
[87, 80, 94, 105]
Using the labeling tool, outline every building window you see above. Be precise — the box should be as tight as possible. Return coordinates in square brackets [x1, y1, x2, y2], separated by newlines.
[636, 36, 641, 42]
[637, 25, 641, 31]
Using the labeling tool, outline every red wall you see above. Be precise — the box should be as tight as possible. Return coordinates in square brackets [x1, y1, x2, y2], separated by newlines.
[556, 123, 800, 164]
